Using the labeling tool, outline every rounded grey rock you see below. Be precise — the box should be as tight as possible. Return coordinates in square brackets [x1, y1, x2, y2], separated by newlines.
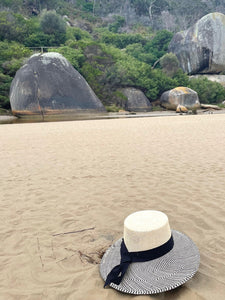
[10, 52, 105, 118]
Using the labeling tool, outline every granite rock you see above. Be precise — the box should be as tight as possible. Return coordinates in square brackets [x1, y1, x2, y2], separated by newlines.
[120, 88, 152, 112]
[10, 52, 105, 117]
[169, 13, 225, 74]
[160, 87, 200, 110]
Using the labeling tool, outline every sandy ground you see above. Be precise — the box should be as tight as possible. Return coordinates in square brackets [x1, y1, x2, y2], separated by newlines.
[0, 114, 225, 300]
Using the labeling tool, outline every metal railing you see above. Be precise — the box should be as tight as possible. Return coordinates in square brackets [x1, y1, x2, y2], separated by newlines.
[27, 46, 59, 53]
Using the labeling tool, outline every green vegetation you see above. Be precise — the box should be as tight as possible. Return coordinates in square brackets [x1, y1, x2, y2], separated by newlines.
[40, 10, 66, 45]
[125, 30, 173, 65]
[0, 40, 32, 109]
[0, 0, 224, 112]
[0, 72, 12, 109]
[188, 78, 225, 104]
[0, 11, 37, 43]
[108, 16, 126, 33]
[218, 103, 225, 109]
[49, 46, 85, 71]
[105, 104, 123, 112]
[99, 30, 147, 49]
[160, 53, 180, 76]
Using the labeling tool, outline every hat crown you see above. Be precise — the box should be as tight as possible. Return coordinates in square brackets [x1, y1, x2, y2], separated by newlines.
[124, 210, 171, 252]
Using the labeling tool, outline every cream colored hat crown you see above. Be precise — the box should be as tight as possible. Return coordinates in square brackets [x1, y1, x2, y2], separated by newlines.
[124, 210, 171, 252]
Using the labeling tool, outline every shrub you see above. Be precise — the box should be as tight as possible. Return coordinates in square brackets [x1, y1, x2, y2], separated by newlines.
[142, 30, 173, 65]
[160, 53, 180, 76]
[0, 72, 12, 109]
[0, 11, 37, 43]
[48, 46, 85, 71]
[95, 44, 188, 101]
[105, 104, 121, 112]
[66, 27, 91, 41]
[40, 10, 66, 35]
[108, 15, 125, 33]
[2, 58, 25, 76]
[80, 55, 107, 102]
[0, 41, 31, 109]
[124, 30, 173, 66]
[144, 30, 173, 54]
[100, 31, 147, 49]
[172, 69, 189, 86]
[40, 10, 66, 45]
[126, 43, 156, 65]
[24, 32, 52, 47]
[188, 77, 225, 104]
[0, 41, 31, 64]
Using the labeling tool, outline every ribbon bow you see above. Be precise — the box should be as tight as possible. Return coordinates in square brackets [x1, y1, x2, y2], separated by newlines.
[104, 240, 131, 287]
[104, 235, 174, 287]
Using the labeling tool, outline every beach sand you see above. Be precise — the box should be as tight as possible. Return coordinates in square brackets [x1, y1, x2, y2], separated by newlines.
[0, 114, 225, 300]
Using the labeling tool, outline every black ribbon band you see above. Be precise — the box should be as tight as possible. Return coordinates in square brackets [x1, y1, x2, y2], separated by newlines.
[104, 235, 174, 288]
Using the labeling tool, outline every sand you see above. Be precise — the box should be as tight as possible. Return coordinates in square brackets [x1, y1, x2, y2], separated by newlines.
[0, 114, 225, 300]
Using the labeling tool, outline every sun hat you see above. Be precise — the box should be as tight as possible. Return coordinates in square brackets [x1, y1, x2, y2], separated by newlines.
[100, 210, 200, 294]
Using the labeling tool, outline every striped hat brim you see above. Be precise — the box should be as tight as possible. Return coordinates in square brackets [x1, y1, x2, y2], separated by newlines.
[100, 230, 200, 294]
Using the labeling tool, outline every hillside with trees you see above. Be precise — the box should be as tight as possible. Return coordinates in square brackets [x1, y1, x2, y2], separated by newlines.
[0, 0, 225, 112]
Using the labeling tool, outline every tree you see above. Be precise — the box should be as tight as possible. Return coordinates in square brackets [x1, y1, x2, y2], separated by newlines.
[24, 32, 52, 47]
[126, 43, 156, 65]
[40, 10, 66, 35]
[143, 30, 173, 66]
[100, 31, 146, 49]
[0, 11, 37, 43]
[131, 0, 169, 26]
[66, 27, 91, 41]
[40, 10, 66, 45]
[160, 52, 179, 76]
[108, 16, 125, 33]
[145, 30, 173, 54]
[0, 0, 23, 11]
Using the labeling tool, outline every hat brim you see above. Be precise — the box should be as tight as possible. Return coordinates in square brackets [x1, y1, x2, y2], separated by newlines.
[100, 230, 200, 294]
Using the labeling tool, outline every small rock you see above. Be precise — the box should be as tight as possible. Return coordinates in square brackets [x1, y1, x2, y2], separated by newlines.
[176, 104, 188, 113]
[201, 104, 221, 110]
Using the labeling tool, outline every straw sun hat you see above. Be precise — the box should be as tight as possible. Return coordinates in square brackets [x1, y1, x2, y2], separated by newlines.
[100, 210, 200, 294]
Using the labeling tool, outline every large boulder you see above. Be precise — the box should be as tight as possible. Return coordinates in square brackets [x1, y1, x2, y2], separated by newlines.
[160, 87, 200, 110]
[120, 88, 152, 112]
[169, 13, 225, 74]
[10, 52, 105, 118]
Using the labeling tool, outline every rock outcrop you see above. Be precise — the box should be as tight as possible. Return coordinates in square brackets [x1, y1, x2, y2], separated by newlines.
[10, 52, 105, 118]
[160, 87, 200, 110]
[169, 13, 225, 74]
[93, 0, 225, 32]
[120, 88, 152, 112]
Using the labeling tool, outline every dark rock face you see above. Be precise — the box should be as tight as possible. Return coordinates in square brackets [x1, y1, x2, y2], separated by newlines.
[169, 13, 225, 74]
[160, 87, 200, 110]
[120, 88, 152, 112]
[10, 53, 105, 117]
